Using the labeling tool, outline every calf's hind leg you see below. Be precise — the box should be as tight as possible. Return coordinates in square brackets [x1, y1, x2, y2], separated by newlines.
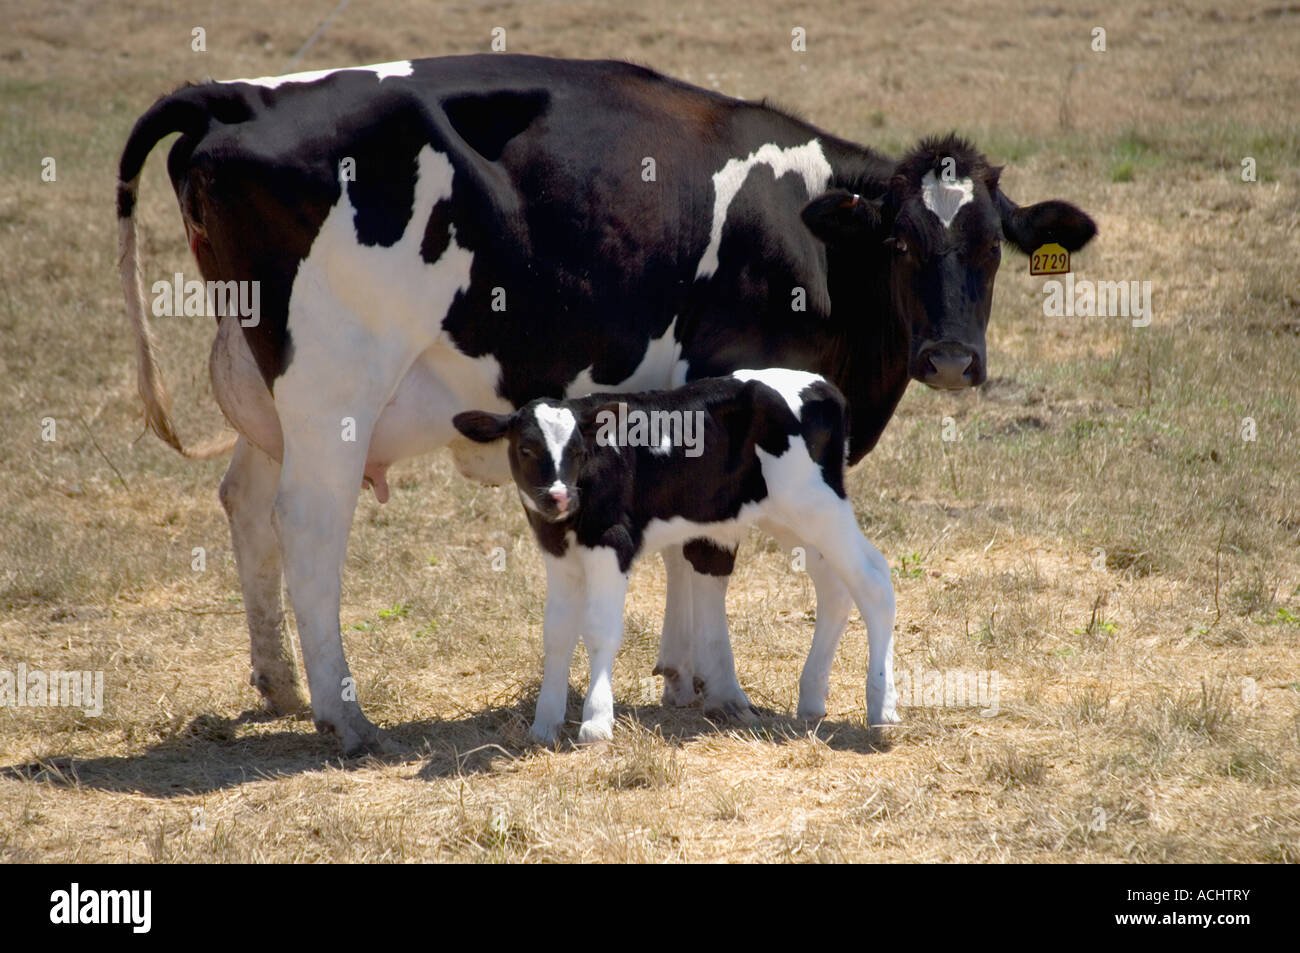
[788, 498, 899, 726]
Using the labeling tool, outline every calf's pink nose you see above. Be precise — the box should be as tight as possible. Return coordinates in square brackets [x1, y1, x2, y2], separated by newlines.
[550, 488, 569, 510]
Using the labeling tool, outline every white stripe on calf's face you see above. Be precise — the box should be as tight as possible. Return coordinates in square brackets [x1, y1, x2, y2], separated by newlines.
[533, 404, 578, 473]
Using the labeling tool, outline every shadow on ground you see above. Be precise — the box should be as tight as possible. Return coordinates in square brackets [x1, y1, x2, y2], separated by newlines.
[1, 688, 892, 797]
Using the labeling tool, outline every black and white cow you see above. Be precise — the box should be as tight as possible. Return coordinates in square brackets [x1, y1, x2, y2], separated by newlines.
[453, 369, 895, 742]
[117, 54, 1096, 754]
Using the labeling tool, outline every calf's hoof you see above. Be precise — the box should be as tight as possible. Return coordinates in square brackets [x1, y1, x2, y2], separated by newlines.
[796, 703, 827, 722]
[530, 721, 563, 746]
[867, 707, 901, 728]
[577, 719, 614, 745]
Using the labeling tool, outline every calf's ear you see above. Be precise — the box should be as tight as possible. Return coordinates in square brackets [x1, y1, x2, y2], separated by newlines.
[996, 192, 1097, 254]
[801, 189, 884, 246]
[452, 410, 512, 443]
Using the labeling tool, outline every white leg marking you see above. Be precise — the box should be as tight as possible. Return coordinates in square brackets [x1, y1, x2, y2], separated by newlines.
[577, 548, 629, 743]
[690, 570, 755, 720]
[657, 546, 698, 707]
[796, 545, 854, 720]
[532, 555, 585, 743]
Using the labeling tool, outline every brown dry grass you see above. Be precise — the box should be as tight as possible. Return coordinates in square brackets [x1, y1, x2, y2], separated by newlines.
[1, 0, 1298, 862]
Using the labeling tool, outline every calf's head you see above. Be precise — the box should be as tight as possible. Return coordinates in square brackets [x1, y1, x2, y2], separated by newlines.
[453, 401, 585, 522]
[801, 134, 1097, 390]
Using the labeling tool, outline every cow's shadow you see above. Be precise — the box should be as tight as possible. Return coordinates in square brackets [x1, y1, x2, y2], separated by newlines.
[0, 689, 891, 798]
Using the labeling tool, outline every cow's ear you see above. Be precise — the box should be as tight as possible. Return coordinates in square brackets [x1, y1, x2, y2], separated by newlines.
[801, 190, 884, 246]
[452, 410, 513, 443]
[996, 192, 1097, 254]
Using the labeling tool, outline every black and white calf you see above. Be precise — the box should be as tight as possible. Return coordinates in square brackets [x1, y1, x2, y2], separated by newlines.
[453, 368, 896, 743]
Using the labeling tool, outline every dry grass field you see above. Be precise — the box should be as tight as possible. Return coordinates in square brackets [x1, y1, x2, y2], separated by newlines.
[1, 0, 1298, 862]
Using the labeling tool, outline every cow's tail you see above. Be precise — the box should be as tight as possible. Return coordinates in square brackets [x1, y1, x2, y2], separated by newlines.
[116, 86, 240, 460]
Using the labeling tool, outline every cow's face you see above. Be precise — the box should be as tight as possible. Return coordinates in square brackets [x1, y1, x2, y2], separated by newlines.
[801, 136, 1097, 390]
[453, 402, 584, 523]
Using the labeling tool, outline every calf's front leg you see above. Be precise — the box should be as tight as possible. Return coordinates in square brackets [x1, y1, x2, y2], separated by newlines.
[577, 547, 630, 743]
[532, 555, 585, 744]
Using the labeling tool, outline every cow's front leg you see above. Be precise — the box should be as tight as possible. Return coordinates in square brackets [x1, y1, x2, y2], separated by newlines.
[532, 555, 585, 744]
[682, 541, 756, 721]
[577, 547, 629, 743]
[219, 437, 308, 715]
[656, 545, 700, 707]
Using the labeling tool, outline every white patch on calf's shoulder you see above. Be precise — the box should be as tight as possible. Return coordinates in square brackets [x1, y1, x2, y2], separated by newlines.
[534, 404, 577, 471]
[696, 140, 833, 280]
[920, 170, 974, 229]
[732, 367, 824, 415]
[222, 60, 413, 89]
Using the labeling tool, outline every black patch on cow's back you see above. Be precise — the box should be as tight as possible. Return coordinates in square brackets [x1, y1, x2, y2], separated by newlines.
[346, 100, 425, 247]
[442, 89, 550, 161]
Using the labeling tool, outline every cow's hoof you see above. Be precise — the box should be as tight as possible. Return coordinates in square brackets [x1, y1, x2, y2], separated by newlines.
[704, 697, 759, 724]
[654, 663, 699, 708]
[251, 671, 310, 717]
[577, 720, 614, 745]
[315, 714, 393, 758]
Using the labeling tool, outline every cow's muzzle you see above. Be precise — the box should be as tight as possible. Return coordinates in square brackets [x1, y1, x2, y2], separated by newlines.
[916, 343, 983, 390]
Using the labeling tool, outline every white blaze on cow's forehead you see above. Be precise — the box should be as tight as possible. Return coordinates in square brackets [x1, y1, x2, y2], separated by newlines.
[696, 140, 833, 280]
[221, 60, 414, 89]
[732, 367, 824, 415]
[533, 404, 578, 471]
[919, 170, 975, 229]
[565, 316, 682, 398]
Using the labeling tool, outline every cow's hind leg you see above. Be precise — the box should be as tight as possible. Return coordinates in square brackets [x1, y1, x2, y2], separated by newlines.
[219, 437, 308, 715]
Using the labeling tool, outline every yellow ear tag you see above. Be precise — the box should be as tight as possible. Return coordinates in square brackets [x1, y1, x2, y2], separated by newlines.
[1030, 243, 1070, 276]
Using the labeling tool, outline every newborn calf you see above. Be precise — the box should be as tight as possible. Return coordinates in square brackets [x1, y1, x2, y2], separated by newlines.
[453, 368, 898, 743]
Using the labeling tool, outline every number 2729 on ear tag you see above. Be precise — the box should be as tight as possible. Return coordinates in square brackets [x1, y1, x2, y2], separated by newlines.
[1030, 243, 1070, 276]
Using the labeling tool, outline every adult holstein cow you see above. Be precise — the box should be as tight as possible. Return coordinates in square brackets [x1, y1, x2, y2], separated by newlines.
[117, 54, 1095, 754]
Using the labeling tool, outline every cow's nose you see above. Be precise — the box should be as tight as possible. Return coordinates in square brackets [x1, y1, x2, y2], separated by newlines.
[549, 487, 569, 511]
[922, 347, 976, 389]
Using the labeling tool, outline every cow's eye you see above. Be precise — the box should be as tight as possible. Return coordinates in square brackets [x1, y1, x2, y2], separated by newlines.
[519, 446, 537, 460]
[887, 237, 908, 256]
